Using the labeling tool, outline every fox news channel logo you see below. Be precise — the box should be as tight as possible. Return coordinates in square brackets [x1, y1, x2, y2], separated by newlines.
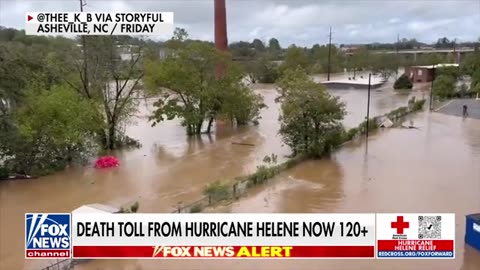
[25, 213, 71, 258]
[376, 213, 455, 259]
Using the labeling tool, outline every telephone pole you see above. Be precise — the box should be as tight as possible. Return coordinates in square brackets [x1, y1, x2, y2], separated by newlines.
[395, 33, 400, 78]
[79, 0, 89, 97]
[79, 0, 86, 11]
[366, 73, 372, 138]
[327, 26, 332, 81]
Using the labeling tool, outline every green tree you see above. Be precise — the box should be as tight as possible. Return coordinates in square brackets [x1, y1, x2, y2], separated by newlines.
[165, 27, 189, 50]
[145, 38, 264, 135]
[433, 75, 456, 99]
[5, 84, 100, 175]
[347, 47, 369, 77]
[268, 38, 281, 51]
[249, 57, 280, 83]
[309, 44, 345, 74]
[436, 66, 459, 79]
[471, 69, 480, 95]
[394, 74, 413, 90]
[460, 51, 480, 95]
[0, 31, 74, 166]
[230, 41, 254, 58]
[252, 39, 265, 53]
[461, 51, 480, 76]
[370, 54, 398, 80]
[54, 36, 144, 149]
[277, 68, 346, 157]
[267, 38, 281, 60]
[280, 45, 309, 73]
[421, 53, 444, 65]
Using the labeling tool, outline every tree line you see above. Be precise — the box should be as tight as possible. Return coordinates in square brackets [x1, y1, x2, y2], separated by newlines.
[231, 37, 478, 84]
[0, 27, 263, 177]
[1, 26, 478, 178]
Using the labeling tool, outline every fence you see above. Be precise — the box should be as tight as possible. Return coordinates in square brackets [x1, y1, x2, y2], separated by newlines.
[171, 156, 305, 214]
[171, 178, 252, 213]
[38, 259, 92, 270]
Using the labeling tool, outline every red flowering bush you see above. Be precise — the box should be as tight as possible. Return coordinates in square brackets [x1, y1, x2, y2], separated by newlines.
[94, 156, 119, 169]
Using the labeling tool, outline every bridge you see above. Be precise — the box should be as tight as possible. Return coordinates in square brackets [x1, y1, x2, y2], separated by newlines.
[377, 48, 475, 54]
[374, 48, 475, 63]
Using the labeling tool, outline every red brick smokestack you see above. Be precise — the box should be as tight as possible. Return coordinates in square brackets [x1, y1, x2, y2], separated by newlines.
[214, 0, 228, 52]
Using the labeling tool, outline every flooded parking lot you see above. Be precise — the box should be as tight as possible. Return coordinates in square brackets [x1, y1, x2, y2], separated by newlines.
[1, 76, 468, 270]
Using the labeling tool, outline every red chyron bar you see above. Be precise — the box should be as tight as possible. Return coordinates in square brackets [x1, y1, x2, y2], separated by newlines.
[73, 246, 375, 258]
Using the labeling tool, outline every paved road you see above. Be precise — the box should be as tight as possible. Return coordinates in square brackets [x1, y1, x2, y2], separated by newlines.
[437, 98, 480, 119]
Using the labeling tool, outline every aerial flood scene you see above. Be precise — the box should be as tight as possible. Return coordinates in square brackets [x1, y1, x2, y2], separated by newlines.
[0, 0, 479, 270]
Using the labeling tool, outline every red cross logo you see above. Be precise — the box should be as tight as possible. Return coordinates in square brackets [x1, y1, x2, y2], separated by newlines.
[391, 216, 409, 234]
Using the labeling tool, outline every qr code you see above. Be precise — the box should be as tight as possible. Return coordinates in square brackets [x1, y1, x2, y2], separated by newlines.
[418, 216, 441, 239]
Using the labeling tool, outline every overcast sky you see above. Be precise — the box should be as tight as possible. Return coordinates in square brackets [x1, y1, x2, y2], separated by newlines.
[0, 0, 479, 46]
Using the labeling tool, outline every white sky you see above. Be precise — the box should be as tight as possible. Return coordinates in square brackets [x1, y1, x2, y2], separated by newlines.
[0, 0, 479, 46]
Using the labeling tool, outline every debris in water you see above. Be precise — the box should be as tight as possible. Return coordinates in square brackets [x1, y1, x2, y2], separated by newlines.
[94, 156, 119, 169]
[232, 142, 255, 146]
[380, 118, 393, 128]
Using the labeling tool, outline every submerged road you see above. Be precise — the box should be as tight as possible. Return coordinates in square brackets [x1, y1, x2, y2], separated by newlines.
[206, 112, 480, 270]
[437, 99, 480, 120]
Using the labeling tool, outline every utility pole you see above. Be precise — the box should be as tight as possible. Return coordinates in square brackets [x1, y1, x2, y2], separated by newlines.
[79, 0, 89, 98]
[396, 33, 400, 78]
[79, 0, 86, 11]
[327, 26, 332, 81]
[366, 73, 371, 138]
[429, 65, 435, 111]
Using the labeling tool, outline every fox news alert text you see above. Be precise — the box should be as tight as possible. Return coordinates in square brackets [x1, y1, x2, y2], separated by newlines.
[25, 12, 174, 36]
[25, 213, 455, 259]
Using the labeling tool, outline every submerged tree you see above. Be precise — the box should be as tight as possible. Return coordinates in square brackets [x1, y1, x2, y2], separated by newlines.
[393, 74, 413, 90]
[145, 30, 264, 135]
[370, 54, 398, 80]
[5, 84, 100, 175]
[433, 75, 456, 99]
[54, 36, 145, 149]
[247, 56, 280, 83]
[461, 51, 480, 95]
[277, 68, 346, 157]
[280, 45, 309, 73]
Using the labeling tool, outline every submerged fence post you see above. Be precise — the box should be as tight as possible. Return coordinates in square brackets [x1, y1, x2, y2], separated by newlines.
[366, 73, 372, 138]
[233, 183, 237, 199]
[177, 202, 182, 213]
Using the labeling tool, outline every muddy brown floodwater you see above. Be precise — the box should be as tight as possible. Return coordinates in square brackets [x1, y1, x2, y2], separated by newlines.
[0, 74, 459, 270]
[207, 112, 480, 270]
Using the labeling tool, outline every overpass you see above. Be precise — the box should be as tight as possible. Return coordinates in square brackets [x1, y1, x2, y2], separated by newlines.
[377, 48, 474, 54]
[374, 48, 475, 63]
